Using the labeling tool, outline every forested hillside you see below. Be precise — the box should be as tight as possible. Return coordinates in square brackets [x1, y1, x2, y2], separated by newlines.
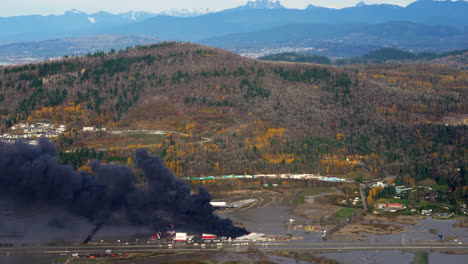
[0, 42, 466, 199]
[336, 47, 468, 65]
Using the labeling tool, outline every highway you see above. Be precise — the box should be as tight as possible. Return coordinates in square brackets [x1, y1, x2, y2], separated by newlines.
[1, 242, 467, 255]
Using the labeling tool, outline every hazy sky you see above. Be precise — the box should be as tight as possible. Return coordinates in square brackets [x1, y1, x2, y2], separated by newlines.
[0, 0, 424, 17]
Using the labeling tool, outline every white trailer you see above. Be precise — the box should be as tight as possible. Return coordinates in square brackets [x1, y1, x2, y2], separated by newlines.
[174, 232, 187, 242]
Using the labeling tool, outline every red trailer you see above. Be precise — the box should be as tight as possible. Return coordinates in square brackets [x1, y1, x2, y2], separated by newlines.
[201, 233, 217, 240]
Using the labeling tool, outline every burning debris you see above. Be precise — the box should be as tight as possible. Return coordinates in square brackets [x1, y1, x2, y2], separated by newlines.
[0, 138, 248, 243]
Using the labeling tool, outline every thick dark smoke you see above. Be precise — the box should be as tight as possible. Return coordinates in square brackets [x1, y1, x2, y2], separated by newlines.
[82, 223, 104, 244]
[0, 138, 247, 242]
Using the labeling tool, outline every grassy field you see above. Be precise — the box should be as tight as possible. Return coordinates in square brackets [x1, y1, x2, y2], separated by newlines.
[376, 198, 409, 206]
[432, 215, 455, 220]
[410, 251, 429, 264]
[275, 251, 340, 264]
[122, 101, 237, 133]
[341, 170, 373, 182]
[334, 207, 356, 219]
[83, 133, 167, 150]
[122, 101, 184, 130]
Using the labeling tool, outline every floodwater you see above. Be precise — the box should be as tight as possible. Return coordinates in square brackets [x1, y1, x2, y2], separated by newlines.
[429, 252, 468, 263]
[0, 254, 64, 264]
[96, 252, 312, 264]
[219, 200, 468, 263]
[324, 251, 468, 264]
[343, 217, 468, 244]
[219, 204, 311, 237]
[219, 202, 340, 244]
[323, 250, 414, 264]
[220, 202, 468, 244]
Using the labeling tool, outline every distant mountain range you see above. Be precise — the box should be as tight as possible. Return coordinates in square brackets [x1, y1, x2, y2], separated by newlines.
[0, 35, 161, 65]
[0, 0, 467, 63]
[232, 0, 285, 10]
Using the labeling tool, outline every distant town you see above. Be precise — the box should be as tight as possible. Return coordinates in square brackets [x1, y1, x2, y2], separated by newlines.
[0, 122, 66, 145]
[235, 47, 320, 58]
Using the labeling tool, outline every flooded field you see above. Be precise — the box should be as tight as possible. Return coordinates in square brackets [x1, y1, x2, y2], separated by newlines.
[219, 203, 326, 242]
[132, 252, 314, 264]
[323, 250, 414, 264]
[219, 192, 468, 245]
[332, 217, 468, 244]
[218, 190, 468, 264]
[323, 250, 468, 264]
[0, 254, 63, 264]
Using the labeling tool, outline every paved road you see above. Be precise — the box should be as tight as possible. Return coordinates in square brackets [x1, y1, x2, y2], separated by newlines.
[359, 184, 368, 212]
[1, 242, 467, 255]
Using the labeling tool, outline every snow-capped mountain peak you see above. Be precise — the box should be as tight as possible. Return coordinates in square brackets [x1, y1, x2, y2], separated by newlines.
[158, 8, 218, 17]
[66, 9, 87, 15]
[118, 10, 156, 21]
[355, 2, 368, 7]
[88, 17, 96, 24]
[245, 0, 284, 9]
[130, 10, 136, 21]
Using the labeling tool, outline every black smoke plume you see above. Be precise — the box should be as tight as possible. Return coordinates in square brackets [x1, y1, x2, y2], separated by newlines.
[0, 138, 247, 242]
[82, 223, 104, 244]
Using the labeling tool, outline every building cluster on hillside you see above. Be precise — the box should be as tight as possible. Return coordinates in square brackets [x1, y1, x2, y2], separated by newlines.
[0, 123, 66, 145]
[82, 126, 107, 132]
[375, 202, 406, 213]
[421, 209, 434, 216]
[342, 196, 361, 206]
[460, 204, 468, 215]
[235, 46, 317, 58]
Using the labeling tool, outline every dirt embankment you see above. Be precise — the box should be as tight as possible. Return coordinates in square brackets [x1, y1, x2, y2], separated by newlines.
[365, 214, 426, 225]
[332, 214, 426, 241]
[453, 216, 468, 228]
